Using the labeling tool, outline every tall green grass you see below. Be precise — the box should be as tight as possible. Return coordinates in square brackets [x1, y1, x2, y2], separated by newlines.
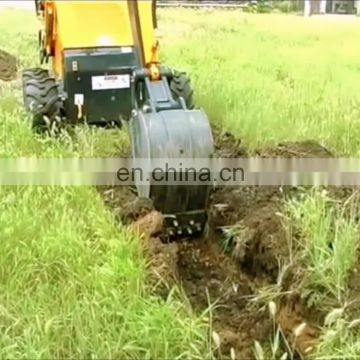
[0, 8, 209, 358]
[0, 186, 209, 358]
[316, 324, 360, 359]
[160, 9, 360, 155]
[286, 189, 360, 357]
[287, 190, 358, 305]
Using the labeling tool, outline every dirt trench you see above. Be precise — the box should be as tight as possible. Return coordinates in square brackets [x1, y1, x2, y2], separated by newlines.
[101, 131, 352, 360]
[0, 49, 18, 82]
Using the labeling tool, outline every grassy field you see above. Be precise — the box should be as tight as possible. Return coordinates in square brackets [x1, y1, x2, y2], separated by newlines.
[0, 6, 360, 359]
[160, 10, 360, 155]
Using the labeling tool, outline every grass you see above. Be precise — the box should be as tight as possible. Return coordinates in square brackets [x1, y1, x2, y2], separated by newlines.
[316, 321, 360, 359]
[0, 186, 209, 358]
[160, 9, 360, 155]
[287, 189, 359, 306]
[285, 188, 360, 358]
[1, 5, 360, 359]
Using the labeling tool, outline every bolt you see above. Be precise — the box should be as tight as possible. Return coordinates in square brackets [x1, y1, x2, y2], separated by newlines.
[189, 220, 195, 226]
[168, 229, 174, 237]
[187, 227, 193, 235]
[177, 229, 183, 236]
[173, 220, 179, 227]
[196, 223, 202, 232]
[131, 109, 138, 118]
[142, 105, 151, 113]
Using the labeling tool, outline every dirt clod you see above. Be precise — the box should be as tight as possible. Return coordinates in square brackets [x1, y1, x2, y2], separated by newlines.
[262, 140, 333, 158]
[0, 49, 17, 81]
[131, 211, 179, 296]
[277, 300, 320, 356]
[101, 186, 153, 224]
[214, 128, 248, 158]
[129, 210, 164, 239]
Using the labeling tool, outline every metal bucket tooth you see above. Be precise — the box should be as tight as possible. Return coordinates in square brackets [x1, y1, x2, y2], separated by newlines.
[163, 210, 208, 239]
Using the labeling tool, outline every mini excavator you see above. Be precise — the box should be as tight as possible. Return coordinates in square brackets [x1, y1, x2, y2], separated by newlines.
[22, 0, 214, 238]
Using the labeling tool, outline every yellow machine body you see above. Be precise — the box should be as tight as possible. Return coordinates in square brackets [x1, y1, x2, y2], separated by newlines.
[42, 1, 158, 78]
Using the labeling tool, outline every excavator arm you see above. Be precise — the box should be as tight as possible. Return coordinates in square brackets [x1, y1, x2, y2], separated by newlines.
[125, 1, 214, 237]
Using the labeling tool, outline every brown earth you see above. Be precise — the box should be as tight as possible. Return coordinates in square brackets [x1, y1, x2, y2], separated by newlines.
[0, 49, 17, 81]
[101, 132, 358, 360]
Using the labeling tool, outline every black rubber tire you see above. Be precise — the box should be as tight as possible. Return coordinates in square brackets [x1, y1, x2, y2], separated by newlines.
[169, 71, 195, 110]
[22, 68, 62, 132]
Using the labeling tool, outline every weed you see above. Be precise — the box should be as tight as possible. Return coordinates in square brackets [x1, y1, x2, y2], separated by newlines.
[286, 189, 358, 306]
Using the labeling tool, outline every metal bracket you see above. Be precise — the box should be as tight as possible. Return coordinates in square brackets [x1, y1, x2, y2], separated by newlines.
[133, 68, 185, 114]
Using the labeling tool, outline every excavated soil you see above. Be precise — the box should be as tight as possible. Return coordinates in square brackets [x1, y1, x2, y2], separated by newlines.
[0, 49, 18, 82]
[101, 131, 358, 359]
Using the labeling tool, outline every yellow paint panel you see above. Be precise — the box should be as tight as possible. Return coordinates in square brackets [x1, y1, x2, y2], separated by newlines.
[53, 34, 63, 77]
[55, 1, 134, 49]
[137, 1, 156, 64]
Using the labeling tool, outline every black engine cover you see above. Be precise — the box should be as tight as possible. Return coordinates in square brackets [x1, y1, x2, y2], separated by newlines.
[63, 47, 140, 125]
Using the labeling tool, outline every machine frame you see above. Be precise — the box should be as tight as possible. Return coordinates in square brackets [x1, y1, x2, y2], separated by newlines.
[23, 0, 215, 238]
